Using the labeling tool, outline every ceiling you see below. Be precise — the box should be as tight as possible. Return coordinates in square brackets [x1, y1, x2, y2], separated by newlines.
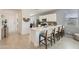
[21, 9, 56, 16]
[0, 9, 56, 16]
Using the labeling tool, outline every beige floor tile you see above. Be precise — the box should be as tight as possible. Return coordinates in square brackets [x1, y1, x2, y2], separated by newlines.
[0, 33, 79, 49]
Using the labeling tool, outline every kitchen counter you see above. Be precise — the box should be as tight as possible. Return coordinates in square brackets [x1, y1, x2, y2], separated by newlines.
[30, 27, 45, 47]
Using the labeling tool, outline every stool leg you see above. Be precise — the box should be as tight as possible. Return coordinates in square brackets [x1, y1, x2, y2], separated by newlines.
[45, 37, 47, 49]
[54, 38, 55, 44]
[39, 35, 41, 46]
[53, 34, 55, 44]
[45, 43, 47, 49]
[57, 32, 60, 41]
[56, 34, 59, 41]
[51, 36, 52, 46]
[59, 32, 60, 40]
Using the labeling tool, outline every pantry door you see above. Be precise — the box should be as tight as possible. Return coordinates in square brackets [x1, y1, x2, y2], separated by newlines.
[5, 13, 17, 33]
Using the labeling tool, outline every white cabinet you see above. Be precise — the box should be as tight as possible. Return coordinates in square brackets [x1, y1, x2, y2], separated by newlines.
[39, 14, 56, 22]
[39, 15, 47, 21]
[47, 14, 56, 21]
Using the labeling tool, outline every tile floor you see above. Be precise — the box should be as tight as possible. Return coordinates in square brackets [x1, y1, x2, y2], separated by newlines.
[0, 33, 35, 49]
[0, 33, 79, 49]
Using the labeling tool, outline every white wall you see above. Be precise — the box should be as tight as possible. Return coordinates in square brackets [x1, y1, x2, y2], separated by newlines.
[21, 10, 39, 34]
[16, 10, 22, 34]
[56, 10, 64, 25]
[21, 10, 30, 34]
[56, 9, 79, 33]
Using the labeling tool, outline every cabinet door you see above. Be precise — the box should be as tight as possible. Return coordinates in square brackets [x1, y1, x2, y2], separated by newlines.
[39, 14, 56, 22]
[39, 16, 43, 21]
[39, 15, 47, 21]
[47, 14, 56, 21]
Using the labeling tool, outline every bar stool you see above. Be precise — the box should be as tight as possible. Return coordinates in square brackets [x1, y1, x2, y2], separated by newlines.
[50, 26, 62, 45]
[39, 28, 53, 49]
[52, 28, 56, 44]
[59, 26, 62, 37]
[47, 27, 54, 46]
[54, 27, 60, 41]
[61, 25, 64, 37]
[58, 27, 61, 40]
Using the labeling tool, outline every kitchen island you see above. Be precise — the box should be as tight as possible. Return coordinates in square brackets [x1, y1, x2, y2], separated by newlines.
[30, 25, 63, 47]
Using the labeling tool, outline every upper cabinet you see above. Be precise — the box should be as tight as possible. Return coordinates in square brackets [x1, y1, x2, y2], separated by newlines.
[39, 14, 56, 22]
[47, 14, 56, 21]
[39, 15, 47, 21]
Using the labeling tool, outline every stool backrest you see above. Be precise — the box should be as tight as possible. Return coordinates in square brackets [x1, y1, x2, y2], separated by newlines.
[46, 27, 53, 35]
[58, 27, 61, 32]
[60, 26, 62, 31]
[55, 27, 58, 34]
[61, 25, 64, 31]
